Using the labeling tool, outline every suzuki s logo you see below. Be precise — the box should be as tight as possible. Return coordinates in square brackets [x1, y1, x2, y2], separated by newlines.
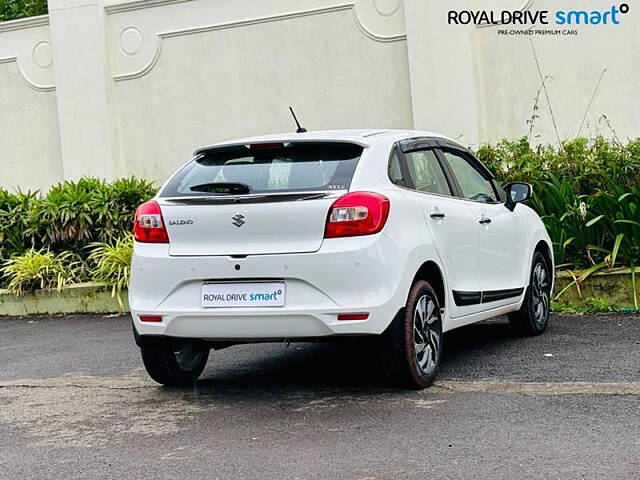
[231, 214, 246, 227]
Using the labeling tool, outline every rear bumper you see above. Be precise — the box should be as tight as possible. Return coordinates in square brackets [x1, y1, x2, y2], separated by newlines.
[129, 234, 411, 340]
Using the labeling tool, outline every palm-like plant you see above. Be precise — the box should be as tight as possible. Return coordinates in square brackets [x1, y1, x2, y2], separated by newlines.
[1, 249, 78, 295]
[87, 235, 133, 299]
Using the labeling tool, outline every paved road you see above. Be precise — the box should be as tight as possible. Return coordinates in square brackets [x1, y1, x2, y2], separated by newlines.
[0, 314, 639, 479]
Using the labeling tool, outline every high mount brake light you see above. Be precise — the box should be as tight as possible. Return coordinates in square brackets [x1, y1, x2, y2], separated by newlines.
[324, 192, 390, 238]
[249, 142, 286, 150]
[133, 200, 170, 243]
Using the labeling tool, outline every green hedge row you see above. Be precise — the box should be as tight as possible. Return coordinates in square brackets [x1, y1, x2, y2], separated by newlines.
[477, 137, 640, 269]
[0, 177, 156, 263]
[0, 177, 155, 291]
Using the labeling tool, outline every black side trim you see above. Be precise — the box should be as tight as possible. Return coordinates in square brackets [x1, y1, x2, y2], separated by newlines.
[482, 288, 524, 303]
[452, 290, 482, 306]
[452, 288, 525, 306]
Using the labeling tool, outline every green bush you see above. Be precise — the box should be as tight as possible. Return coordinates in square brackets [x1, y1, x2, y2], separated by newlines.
[26, 178, 108, 253]
[0, 0, 47, 21]
[477, 136, 640, 192]
[0, 177, 156, 289]
[0, 177, 156, 261]
[88, 235, 133, 296]
[0, 189, 37, 259]
[476, 136, 640, 270]
[1, 249, 77, 295]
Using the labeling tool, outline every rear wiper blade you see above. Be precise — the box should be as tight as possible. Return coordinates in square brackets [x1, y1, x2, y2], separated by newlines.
[189, 182, 251, 194]
[294, 192, 329, 200]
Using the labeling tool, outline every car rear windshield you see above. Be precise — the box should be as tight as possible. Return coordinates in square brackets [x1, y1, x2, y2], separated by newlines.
[160, 142, 363, 197]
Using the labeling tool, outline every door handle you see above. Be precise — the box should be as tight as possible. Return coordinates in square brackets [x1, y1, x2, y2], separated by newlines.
[479, 217, 492, 224]
[430, 211, 446, 219]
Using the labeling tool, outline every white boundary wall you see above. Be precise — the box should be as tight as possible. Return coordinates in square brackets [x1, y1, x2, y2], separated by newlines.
[1, 0, 638, 190]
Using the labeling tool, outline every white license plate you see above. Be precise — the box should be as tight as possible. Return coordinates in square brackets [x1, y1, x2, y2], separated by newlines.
[201, 282, 285, 308]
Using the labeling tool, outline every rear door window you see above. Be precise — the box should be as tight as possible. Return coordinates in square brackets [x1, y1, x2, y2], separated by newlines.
[160, 142, 363, 197]
[402, 149, 452, 196]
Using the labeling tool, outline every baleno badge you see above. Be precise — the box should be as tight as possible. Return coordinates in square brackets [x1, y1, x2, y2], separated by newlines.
[168, 219, 194, 226]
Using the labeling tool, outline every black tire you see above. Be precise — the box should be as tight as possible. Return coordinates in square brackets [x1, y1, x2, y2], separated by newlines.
[141, 341, 210, 387]
[508, 251, 552, 336]
[381, 280, 444, 389]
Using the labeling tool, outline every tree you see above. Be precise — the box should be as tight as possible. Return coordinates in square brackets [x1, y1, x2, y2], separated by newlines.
[0, 0, 48, 22]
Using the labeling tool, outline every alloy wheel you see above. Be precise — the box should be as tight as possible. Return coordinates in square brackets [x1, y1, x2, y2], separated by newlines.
[413, 295, 441, 375]
[531, 262, 550, 326]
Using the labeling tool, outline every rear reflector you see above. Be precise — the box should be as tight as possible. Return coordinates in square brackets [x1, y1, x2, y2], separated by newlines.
[133, 200, 170, 243]
[337, 313, 369, 321]
[325, 192, 390, 238]
[139, 316, 163, 323]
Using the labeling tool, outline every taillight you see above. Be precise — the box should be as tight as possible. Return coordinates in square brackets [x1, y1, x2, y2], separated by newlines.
[133, 200, 169, 243]
[324, 192, 390, 238]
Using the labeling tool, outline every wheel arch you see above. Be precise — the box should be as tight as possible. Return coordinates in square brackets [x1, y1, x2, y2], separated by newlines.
[534, 239, 553, 270]
[411, 260, 447, 310]
[533, 239, 554, 292]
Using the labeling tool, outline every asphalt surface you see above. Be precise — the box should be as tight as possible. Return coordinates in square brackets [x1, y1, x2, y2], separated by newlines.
[0, 313, 639, 479]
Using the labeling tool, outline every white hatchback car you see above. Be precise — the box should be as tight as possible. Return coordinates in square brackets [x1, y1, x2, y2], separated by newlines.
[129, 129, 553, 389]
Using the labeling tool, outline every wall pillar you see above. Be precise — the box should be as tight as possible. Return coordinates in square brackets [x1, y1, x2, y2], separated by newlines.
[404, 0, 480, 146]
[48, 0, 120, 181]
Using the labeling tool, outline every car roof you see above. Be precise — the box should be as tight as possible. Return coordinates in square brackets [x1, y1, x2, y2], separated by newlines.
[193, 129, 459, 156]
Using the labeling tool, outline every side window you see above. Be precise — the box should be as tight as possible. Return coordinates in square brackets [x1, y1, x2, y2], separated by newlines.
[388, 150, 407, 187]
[404, 149, 451, 196]
[442, 150, 497, 203]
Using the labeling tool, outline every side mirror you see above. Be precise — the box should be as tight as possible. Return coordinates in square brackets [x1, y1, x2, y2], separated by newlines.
[505, 182, 532, 211]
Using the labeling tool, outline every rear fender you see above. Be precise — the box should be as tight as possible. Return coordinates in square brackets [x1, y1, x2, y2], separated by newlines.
[394, 242, 448, 321]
